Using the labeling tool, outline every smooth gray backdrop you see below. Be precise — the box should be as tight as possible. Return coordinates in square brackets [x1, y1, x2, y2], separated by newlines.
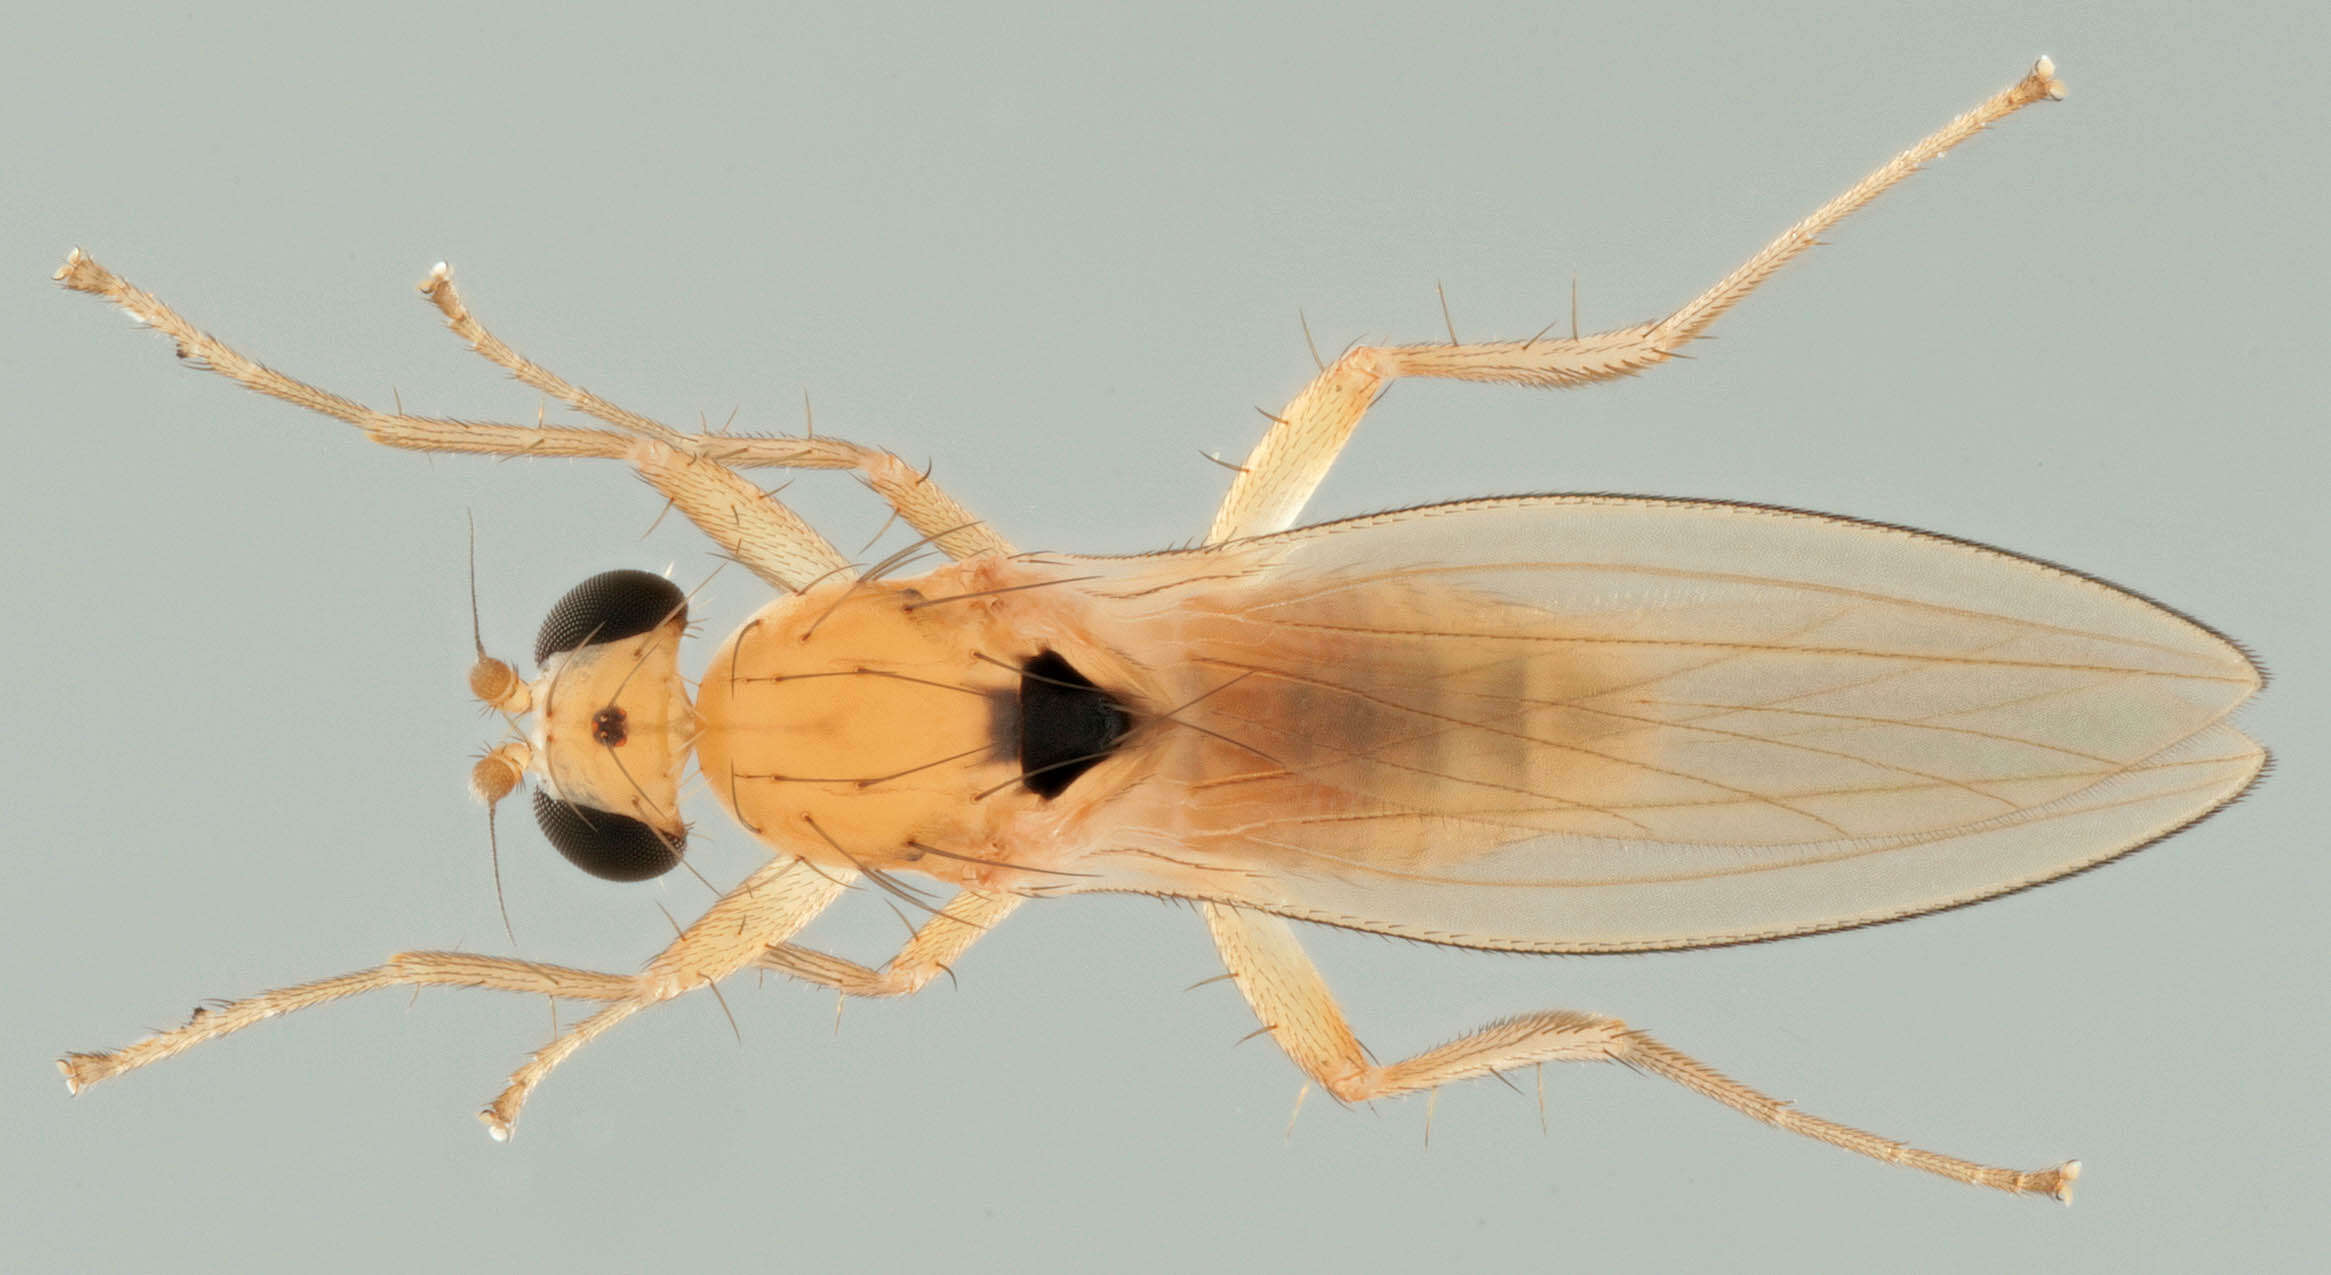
[5, 4, 2320, 1271]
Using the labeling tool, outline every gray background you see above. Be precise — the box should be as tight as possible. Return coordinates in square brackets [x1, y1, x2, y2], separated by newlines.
[5, 3, 2321, 1271]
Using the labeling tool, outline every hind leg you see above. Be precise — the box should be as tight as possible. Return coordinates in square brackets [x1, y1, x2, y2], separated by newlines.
[1200, 902, 2076, 1201]
[1205, 60, 2066, 543]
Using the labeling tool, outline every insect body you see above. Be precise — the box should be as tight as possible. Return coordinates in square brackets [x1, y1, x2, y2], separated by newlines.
[704, 514, 2258, 956]
[58, 59, 2260, 1201]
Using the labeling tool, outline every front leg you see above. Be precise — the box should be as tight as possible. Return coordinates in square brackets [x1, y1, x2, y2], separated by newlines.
[421, 265, 1012, 560]
[62, 857, 851, 1139]
[758, 886, 1020, 998]
[1207, 58, 2067, 542]
[55, 253, 1012, 584]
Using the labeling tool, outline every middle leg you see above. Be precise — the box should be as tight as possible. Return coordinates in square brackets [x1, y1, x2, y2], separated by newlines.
[758, 886, 1022, 999]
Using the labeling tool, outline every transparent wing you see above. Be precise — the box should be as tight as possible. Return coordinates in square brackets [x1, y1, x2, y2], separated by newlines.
[1070, 497, 2263, 951]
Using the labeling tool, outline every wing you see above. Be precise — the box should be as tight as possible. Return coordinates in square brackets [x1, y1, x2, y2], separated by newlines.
[1066, 496, 2264, 952]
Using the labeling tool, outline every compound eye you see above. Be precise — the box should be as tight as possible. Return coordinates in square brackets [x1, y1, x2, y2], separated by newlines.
[534, 570, 687, 665]
[531, 790, 685, 881]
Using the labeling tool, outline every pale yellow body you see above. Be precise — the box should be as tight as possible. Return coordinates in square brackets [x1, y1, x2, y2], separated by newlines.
[690, 546, 1652, 896]
[696, 564, 1037, 879]
[689, 503, 2255, 957]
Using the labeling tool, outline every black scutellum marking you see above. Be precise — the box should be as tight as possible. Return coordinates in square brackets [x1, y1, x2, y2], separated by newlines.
[535, 569, 686, 664]
[531, 789, 683, 881]
[1018, 650, 1128, 800]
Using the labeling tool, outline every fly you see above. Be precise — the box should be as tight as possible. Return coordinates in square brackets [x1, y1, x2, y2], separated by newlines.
[56, 59, 2260, 1202]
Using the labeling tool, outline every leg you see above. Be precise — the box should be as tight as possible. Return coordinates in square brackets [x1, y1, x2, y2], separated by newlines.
[718, 436, 1006, 561]
[1206, 58, 2067, 543]
[62, 857, 852, 1140]
[476, 854, 849, 1137]
[59, 955, 639, 1092]
[758, 886, 1021, 998]
[52, 254, 1009, 584]
[421, 267, 1011, 562]
[1200, 902, 2078, 1202]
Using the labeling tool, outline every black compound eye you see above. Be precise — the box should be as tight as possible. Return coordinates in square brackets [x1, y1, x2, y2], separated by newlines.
[531, 789, 685, 881]
[534, 570, 687, 665]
